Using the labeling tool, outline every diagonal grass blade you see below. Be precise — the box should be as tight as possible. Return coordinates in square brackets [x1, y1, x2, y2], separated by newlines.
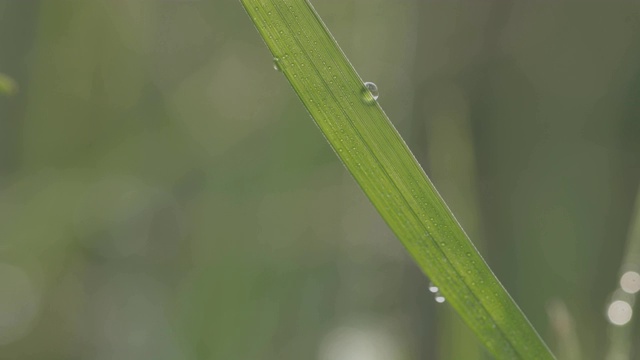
[240, 1, 555, 358]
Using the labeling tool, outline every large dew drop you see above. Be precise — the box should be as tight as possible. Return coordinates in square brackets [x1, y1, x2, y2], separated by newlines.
[364, 82, 379, 100]
[361, 82, 379, 105]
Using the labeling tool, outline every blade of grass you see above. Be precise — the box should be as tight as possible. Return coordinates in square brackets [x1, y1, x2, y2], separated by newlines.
[605, 183, 640, 360]
[547, 299, 582, 360]
[240, 1, 555, 358]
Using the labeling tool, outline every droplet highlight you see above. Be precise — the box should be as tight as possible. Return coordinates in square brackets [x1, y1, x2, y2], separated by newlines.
[435, 293, 446, 303]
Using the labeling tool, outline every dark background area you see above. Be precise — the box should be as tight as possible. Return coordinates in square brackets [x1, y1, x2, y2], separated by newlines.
[1, 1, 639, 359]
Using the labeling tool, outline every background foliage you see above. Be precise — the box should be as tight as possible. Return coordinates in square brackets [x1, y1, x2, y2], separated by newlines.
[1, 1, 639, 359]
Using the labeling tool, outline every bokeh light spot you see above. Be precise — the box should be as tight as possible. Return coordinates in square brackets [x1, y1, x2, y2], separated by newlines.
[620, 271, 640, 294]
[607, 300, 632, 326]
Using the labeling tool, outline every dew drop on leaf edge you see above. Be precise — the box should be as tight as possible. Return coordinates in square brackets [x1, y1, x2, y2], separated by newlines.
[273, 57, 282, 71]
[365, 81, 379, 99]
[362, 81, 379, 104]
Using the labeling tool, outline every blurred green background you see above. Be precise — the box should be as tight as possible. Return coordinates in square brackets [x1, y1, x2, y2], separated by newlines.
[1, 1, 640, 359]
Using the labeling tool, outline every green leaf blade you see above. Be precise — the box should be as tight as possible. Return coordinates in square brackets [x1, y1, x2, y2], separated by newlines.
[241, 1, 555, 359]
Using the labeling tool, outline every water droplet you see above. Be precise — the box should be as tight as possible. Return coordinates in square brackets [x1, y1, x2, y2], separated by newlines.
[273, 57, 282, 71]
[364, 82, 379, 100]
[428, 283, 438, 293]
[435, 293, 446, 303]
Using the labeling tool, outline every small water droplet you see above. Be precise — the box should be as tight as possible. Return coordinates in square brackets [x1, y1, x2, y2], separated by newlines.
[435, 293, 446, 303]
[428, 282, 438, 293]
[273, 57, 282, 71]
